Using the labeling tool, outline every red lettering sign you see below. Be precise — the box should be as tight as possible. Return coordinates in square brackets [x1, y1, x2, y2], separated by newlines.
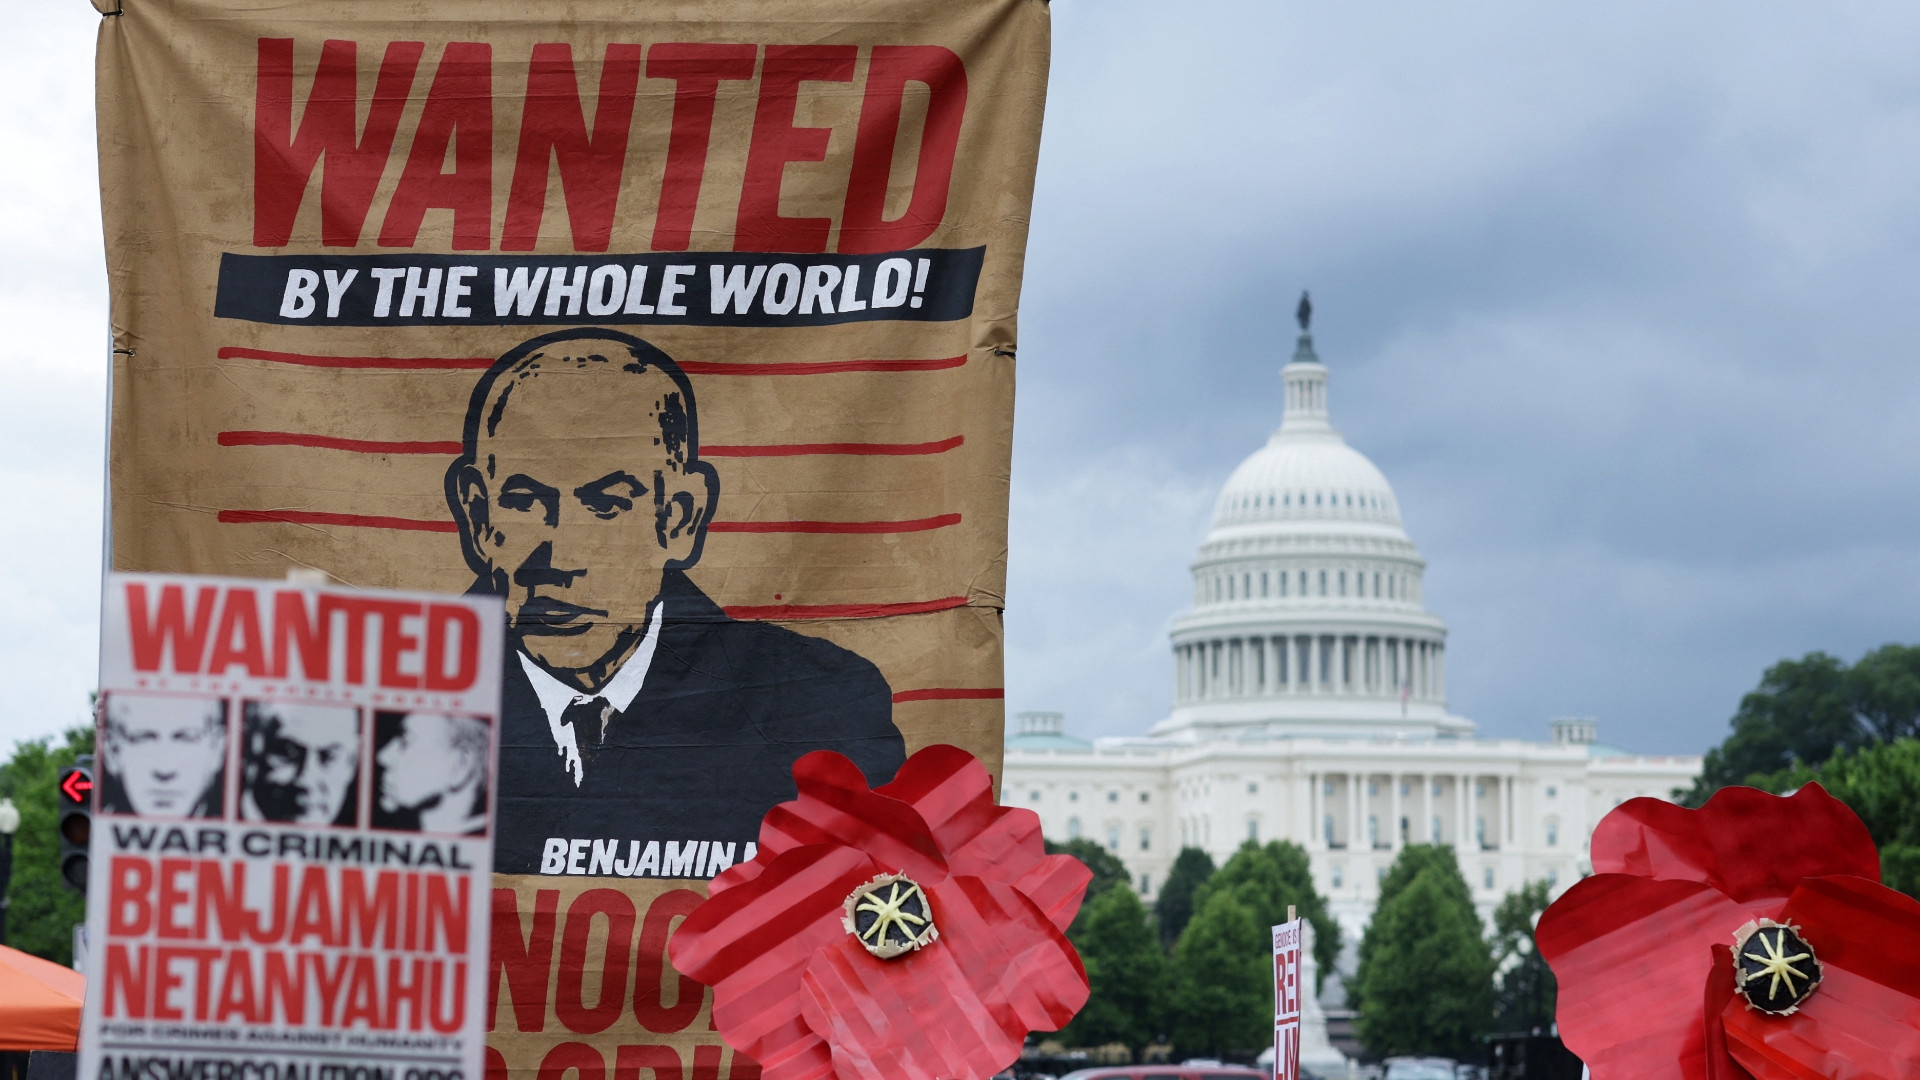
[251, 39, 972, 254]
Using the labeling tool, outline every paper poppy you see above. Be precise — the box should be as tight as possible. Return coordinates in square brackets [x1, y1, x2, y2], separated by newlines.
[1536, 783, 1920, 1080]
[669, 744, 1093, 1080]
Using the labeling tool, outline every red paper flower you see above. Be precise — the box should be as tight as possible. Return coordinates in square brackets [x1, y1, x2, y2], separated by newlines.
[669, 745, 1092, 1080]
[1536, 783, 1920, 1080]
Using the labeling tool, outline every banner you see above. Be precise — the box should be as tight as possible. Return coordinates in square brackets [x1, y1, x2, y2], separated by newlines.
[84, 573, 504, 1080]
[1274, 919, 1303, 1080]
[96, 1, 1050, 1076]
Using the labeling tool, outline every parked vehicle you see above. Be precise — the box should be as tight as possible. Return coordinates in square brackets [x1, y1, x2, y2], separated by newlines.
[1253, 1044, 1334, 1079]
[1384, 1058, 1459, 1080]
[1059, 1065, 1268, 1080]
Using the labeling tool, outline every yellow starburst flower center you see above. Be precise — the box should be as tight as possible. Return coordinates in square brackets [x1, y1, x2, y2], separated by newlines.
[842, 872, 939, 959]
[1742, 927, 1813, 1000]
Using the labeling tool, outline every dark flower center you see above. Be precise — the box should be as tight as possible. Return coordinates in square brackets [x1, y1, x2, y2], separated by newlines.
[846, 874, 937, 959]
[1736, 922, 1821, 1016]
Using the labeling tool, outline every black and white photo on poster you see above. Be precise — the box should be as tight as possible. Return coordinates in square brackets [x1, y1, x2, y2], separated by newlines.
[99, 693, 227, 819]
[239, 701, 360, 826]
[373, 709, 491, 836]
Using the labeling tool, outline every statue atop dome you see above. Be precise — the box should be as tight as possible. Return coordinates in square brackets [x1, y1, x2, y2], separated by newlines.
[1290, 290, 1322, 367]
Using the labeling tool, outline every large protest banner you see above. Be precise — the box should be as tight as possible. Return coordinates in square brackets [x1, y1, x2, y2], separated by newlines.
[84, 573, 504, 1080]
[95, 0, 1050, 1075]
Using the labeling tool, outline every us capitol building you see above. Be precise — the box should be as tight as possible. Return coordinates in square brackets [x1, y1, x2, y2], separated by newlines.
[1001, 305, 1700, 954]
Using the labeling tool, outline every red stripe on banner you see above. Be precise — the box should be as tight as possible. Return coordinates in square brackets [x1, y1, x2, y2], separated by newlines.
[723, 597, 969, 621]
[891, 688, 1005, 703]
[220, 431, 961, 459]
[219, 431, 464, 455]
[218, 347, 966, 376]
[218, 509, 959, 537]
[678, 356, 966, 376]
[704, 436, 964, 458]
[216, 509, 460, 533]
[217, 347, 493, 369]
[708, 514, 960, 535]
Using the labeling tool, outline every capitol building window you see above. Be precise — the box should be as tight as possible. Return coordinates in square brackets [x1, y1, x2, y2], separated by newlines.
[1001, 302, 1701, 984]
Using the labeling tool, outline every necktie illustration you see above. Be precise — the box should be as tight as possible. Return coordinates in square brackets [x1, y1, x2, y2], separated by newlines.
[561, 696, 614, 751]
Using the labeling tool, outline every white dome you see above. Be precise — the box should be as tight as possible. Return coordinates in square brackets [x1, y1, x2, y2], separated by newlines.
[1212, 435, 1404, 531]
[1158, 318, 1468, 741]
[1205, 328, 1408, 541]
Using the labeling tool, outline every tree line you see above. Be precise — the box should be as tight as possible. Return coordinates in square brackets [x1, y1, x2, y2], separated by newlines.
[4, 641, 1908, 1033]
[1048, 836, 1556, 1062]
[1684, 644, 1920, 897]
[1045, 642, 1920, 1062]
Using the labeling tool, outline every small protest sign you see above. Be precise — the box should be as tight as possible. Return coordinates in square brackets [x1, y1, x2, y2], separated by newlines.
[1274, 915, 1303, 1080]
[81, 572, 504, 1080]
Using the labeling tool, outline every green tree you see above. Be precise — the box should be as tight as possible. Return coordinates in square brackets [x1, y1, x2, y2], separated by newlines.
[1353, 850, 1494, 1059]
[1374, 843, 1473, 913]
[1682, 645, 1920, 888]
[1192, 840, 1339, 989]
[1847, 645, 1920, 743]
[1155, 846, 1215, 947]
[1060, 881, 1170, 1052]
[1489, 880, 1555, 1033]
[1168, 888, 1270, 1058]
[1047, 837, 1133, 937]
[1164, 841, 1342, 1059]
[0, 726, 94, 965]
[1762, 738, 1920, 899]
[1685, 651, 1861, 804]
[1356, 843, 1472, 1004]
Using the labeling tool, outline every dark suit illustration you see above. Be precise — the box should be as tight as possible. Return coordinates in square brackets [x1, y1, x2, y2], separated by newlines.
[446, 328, 905, 875]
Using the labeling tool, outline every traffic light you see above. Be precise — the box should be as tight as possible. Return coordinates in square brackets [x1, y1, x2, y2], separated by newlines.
[56, 754, 93, 891]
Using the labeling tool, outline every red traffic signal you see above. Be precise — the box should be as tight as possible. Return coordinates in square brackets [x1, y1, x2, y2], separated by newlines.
[57, 758, 92, 891]
[59, 770, 92, 805]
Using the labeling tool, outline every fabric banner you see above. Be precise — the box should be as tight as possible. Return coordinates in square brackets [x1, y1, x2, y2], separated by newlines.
[95, 1, 1049, 1076]
[1273, 920, 1302, 1080]
[83, 572, 505, 1080]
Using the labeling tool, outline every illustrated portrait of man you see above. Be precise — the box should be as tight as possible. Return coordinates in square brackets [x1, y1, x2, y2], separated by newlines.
[446, 327, 905, 875]
[372, 710, 490, 836]
[239, 702, 360, 826]
[100, 694, 226, 818]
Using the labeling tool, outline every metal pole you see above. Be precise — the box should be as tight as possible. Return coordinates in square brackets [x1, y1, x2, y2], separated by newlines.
[0, 832, 15, 945]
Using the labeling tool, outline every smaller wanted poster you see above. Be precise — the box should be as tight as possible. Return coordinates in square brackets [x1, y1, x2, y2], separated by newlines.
[82, 572, 504, 1080]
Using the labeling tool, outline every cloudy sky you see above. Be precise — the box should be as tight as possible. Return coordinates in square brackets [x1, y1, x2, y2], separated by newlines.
[8, 2, 1920, 755]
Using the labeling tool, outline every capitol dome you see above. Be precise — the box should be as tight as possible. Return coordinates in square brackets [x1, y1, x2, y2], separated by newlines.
[1154, 299, 1472, 741]
[1212, 437, 1403, 532]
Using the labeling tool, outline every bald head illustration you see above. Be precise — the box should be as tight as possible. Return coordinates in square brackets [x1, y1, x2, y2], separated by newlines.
[447, 329, 719, 687]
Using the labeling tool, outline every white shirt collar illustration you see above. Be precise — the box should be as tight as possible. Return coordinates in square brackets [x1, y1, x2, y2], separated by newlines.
[515, 602, 665, 788]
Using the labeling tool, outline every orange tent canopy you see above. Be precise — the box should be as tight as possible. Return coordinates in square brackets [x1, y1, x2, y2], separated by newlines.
[0, 945, 82, 1050]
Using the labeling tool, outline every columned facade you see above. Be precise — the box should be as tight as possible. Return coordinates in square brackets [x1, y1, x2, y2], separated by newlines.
[1173, 634, 1446, 704]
